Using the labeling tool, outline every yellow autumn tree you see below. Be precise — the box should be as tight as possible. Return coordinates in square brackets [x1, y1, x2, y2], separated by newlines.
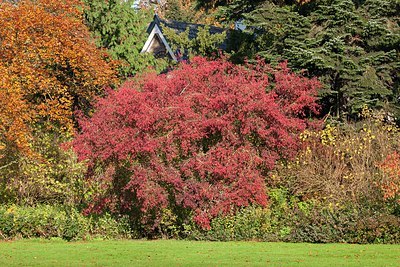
[0, 0, 116, 137]
[0, 0, 117, 204]
[0, 65, 33, 160]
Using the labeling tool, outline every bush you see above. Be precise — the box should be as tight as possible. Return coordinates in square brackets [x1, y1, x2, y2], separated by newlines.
[186, 188, 302, 242]
[270, 108, 400, 207]
[186, 187, 400, 244]
[187, 206, 273, 241]
[289, 204, 358, 243]
[0, 127, 91, 207]
[0, 205, 131, 241]
[73, 57, 320, 233]
[379, 152, 400, 206]
[349, 213, 400, 244]
[290, 203, 400, 244]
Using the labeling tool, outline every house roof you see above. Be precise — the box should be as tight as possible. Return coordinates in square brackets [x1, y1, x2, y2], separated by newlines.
[156, 17, 226, 39]
[141, 20, 177, 61]
[141, 15, 229, 60]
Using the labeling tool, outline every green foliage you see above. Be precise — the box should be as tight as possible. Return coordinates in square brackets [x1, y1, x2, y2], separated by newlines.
[84, 0, 168, 76]
[290, 204, 358, 243]
[0, 127, 89, 206]
[215, 0, 265, 23]
[289, 203, 400, 244]
[164, 0, 198, 22]
[185, 186, 400, 243]
[0, 205, 131, 241]
[244, 0, 400, 118]
[186, 188, 298, 241]
[163, 25, 226, 58]
[205, 207, 272, 241]
[225, 30, 256, 64]
[163, 0, 228, 25]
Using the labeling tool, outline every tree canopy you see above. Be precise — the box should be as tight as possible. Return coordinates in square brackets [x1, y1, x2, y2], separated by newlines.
[0, 0, 116, 204]
[73, 57, 320, 231]
[0, 0, 116, 157]
[244, 0, 400, 118]
[166, 0, 399, 118]
[84, 0, 169, 77]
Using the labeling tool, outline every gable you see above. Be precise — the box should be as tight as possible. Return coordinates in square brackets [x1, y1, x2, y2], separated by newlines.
[140, 21, 177, 61]
[140, 15, 229, 60]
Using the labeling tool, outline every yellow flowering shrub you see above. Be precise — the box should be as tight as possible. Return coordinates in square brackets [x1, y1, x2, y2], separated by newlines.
[271, 107, 400, 205]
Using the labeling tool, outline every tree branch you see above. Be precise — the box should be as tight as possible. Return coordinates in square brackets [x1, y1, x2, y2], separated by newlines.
[0, 160, 18, 171]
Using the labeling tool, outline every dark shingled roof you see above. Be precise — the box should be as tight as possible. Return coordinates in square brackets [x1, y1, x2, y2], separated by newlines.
[147, 15, 229, 51]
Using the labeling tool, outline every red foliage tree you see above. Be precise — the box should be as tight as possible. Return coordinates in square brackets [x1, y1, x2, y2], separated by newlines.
[73, 57, 320, 230]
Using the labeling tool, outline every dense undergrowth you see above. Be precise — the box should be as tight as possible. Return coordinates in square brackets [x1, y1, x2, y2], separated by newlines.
[2, 109, 400, 243]
[187, 110, 400, 244]
[0, 205, 131, 241]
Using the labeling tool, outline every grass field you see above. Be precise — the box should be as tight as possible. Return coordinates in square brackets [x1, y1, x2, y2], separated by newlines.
[1, 239, 399, 266]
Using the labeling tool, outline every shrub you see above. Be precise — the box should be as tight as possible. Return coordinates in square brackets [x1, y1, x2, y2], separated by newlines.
[289, 204, 358, 243]
[287, 202, 400, 244]
[0, 205, 131, 241]
[349, 213, 400, 244]
[0, 0, 116, 207]
[262, 108, 400, 243]
[0, 127, 89, 206]
[182, 183, 400, 244]
[186, 188, 303, 242]
[379, 152, 400, 205]
[187, 189, 400, 244]
[73, 57, 320, 233]
[187, 206, 272, 241]
[271, 107, 400, 207]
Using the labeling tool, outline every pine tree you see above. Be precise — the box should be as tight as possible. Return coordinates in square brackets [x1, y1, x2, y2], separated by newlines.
[245, 0, 400, 118]
[84, 0, 165, 77]
[163, 25, 226, 58]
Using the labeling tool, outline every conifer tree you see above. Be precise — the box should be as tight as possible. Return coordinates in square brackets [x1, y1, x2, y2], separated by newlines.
[84, 0, 165, 76]
[163, 25, 226, 58]
[245, 0, 400, 118]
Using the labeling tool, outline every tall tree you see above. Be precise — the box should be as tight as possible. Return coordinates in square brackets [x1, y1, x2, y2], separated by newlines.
[73, 57, 320, 233]
[0, 0, 116, 203]
[163, 24, 227, 59]
[163, 0, 199, 22]
[161, 0, 229, 25]
[0, 67, 32, 160]
[0, 0, 116, 135]
[245, 0, 400, 118]
[84, 0, 166, 77]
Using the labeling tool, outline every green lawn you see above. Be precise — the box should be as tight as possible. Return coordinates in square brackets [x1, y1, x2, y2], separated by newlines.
[0, 239, 399, 266]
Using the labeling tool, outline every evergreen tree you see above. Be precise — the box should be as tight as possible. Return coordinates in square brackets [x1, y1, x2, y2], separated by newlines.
[244, 0, 400, 118]
[164, 0, 198, 22]
[163, 25, 226, 58]
[84, 0, 167, 77]
[162, 0, 221, 25]
[215, 0, 265, 23]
